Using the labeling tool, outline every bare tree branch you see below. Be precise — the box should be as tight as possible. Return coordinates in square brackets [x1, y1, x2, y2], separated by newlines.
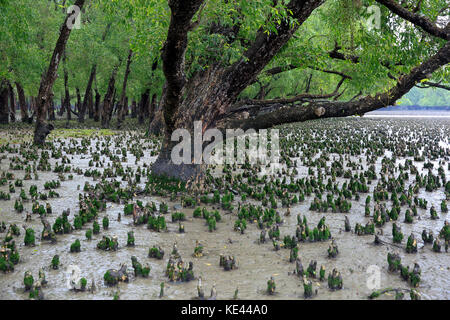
[416, 81, 450, 90]
[230, 76, 348, 112]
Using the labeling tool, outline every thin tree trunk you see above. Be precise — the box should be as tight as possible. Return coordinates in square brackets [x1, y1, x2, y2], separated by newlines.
[101, 64, 119, 128]
[79, 64, 96, 123]
[34, 0, 86, 145]
[88, 87, 94, 119]
[15, 82, 29, 122]
[48, 98, 56, 121]
[58, 94, 64, 117]
[30, 96, 37, 121]
[138, 89, 149, 125]
[63, 53, 71, 122]
[7, 82, 16, 123]
[110, 89, 117, 122]
[123, 96, 128, 117]
[131, 100, 137, 118]
[0, 80, 9, 124]
[79, 24, 111, 123]
[94, 88, 100, 122]
[75, 87, 81, 114]
[117, 49, 133, 129]
[149, 93, 157, 121]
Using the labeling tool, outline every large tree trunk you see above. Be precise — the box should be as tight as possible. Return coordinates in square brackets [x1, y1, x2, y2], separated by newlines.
[34, 0, 86, 145]
[149, 0, 449, 183]
[151, 136, 207, 183]
[15, 82, 29, 123]
[0, 80, 9, 124]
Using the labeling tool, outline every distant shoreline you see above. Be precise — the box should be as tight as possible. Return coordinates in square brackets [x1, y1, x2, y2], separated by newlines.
[364, 114, 450, 118]
[366, 107, 450, 118]
[369, 105, 450, 111]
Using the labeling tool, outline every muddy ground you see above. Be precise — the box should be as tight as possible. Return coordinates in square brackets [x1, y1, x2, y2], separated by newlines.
[0, 117, 448, 300]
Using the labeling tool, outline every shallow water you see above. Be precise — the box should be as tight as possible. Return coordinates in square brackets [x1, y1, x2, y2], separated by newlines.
[0, 118, 449, 300]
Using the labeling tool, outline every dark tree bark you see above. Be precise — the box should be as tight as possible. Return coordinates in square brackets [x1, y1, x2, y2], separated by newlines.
[62, 53, 71, 122]
[7, 82, 16, 123]
[88, 87, 94, 118]
[34, 0, 86, 145]
[110, 89, 117, 121]
[131, 100, 137, 118]
[117, 49, 133, 129]
[149, 93, 157, 121]
[376, 0, 449, 40]
[30, 96, 37, 119]
[416, 81, 450, 91]
[101, 64, 120, 128]
[138, 89, 150, 125]
[48, 98, 56, 121]
[59, 94, 65, 117]
[15, 82, 29, 122]
[123, 96, 128, 116]
[78, 65, 96, 123]
[0, 80, 9, 124]
[94, 88, 100, 122]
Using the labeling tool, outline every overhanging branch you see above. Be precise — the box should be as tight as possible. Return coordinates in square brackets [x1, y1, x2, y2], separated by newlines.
[376, 0, 449, 40]
[223, 40, 450, 130]
[416, 81, 450, 90]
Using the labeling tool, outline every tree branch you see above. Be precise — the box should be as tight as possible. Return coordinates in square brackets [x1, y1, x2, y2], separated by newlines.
[225, 0, 325, 99]
[415, 81, 450, 90]
[329, 42, 360, 63]
[263, 64, 352, 79]
[223, 40, 450, 130]
[376, 0, 449, 40]
[230, 76, 347, 113]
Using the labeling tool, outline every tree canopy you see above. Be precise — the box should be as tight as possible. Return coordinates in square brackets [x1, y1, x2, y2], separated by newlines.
[0, 0, 447, 106]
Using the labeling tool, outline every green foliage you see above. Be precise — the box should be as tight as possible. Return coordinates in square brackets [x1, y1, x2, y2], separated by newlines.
[0, 0, 447, 112]
[23, 272, 34, 291]
[51, 255, 59, 269]
[24, 228, 35, 246]
[102, 216, 109, 230]
[85, 229, 93, 240]
[70, 239, 81, 253]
